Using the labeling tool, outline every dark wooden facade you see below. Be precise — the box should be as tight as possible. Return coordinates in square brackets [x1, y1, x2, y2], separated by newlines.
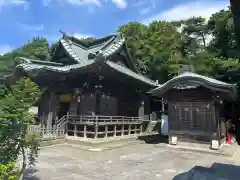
[150, 69, 237, 148]
[165, 87, 226, 143]
[30, 34, 158, 125]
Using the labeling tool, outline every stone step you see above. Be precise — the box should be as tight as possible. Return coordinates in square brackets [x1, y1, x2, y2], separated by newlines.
[146, 121, 157, 132]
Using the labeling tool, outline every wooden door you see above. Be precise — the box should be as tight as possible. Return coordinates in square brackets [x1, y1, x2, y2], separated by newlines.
[168, 102, 215, 132]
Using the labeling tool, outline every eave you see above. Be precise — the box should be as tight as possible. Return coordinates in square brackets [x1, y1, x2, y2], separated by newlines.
[149, 72, 237, 100]
[2, 56, 158, 88]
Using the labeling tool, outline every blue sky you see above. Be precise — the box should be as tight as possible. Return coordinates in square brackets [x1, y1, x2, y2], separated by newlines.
[0, 0, 230, 54]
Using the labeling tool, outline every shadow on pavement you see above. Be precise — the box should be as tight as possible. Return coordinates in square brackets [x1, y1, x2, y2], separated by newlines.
[137, 134, 168, 144]
[173, 163, 240, 180]
[23, 168, 40, 180]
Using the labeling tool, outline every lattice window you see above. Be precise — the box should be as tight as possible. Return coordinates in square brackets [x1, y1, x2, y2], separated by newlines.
[169, 102, 215, 132]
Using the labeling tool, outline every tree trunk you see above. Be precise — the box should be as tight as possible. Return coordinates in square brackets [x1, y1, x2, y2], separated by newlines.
[18, 147, 27, 180]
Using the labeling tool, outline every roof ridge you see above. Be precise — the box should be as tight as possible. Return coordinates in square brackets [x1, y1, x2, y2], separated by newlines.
[179, 72, 234, 86]
[105, 60, 158, 86]
[102, 36, 125, 57]
[17, 57, 64, 66]
[60, 38, 83, 63]
[68, 34, 120, 49]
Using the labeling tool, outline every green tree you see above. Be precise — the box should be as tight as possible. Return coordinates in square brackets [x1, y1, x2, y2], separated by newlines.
[119, 20, 183, 83]
[0, 37, 49, 76]
[118, 21, 149, 74]
[0, 78, 41, 179]
[207, 8, 238, 58]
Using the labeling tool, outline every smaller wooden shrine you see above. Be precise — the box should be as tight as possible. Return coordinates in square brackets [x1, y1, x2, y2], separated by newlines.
[149, 66, 238, 149]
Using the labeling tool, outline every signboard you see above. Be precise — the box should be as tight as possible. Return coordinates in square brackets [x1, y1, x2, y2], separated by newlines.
[173, 82, 200, 89]
[59, 94, 72, 102]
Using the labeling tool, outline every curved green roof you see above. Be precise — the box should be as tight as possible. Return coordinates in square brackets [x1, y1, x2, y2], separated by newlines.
[1, 33, 158, 88]
[149, 71, 237, 100]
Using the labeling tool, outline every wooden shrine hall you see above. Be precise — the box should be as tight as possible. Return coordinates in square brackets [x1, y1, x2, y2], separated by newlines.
[3, 33, 159, 139]
[149, 66, 238, 149]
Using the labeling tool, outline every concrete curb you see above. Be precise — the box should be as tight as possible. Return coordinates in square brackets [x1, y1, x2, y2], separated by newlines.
[155, 143, 237, 157]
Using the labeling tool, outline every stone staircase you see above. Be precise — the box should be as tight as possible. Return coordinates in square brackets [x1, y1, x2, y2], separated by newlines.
[145, 121, 157, 133]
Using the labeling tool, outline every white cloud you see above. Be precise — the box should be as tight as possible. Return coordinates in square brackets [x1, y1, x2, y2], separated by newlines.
[0, 45, 12, 55]
[43, 0, 51, 6]
[19, 24, 45, 31]
[139, 7, 151, 15]
[46, 0, 128, 9]
[72, 32, 93, 39]
[0, 0, 28, 10]
[63, 0, 101, 7]
[142, 0, 230, 24]
[111, 0, 127, 9]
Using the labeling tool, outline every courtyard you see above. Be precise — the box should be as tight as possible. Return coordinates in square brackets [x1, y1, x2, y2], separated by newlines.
[23, 143, 240, 180]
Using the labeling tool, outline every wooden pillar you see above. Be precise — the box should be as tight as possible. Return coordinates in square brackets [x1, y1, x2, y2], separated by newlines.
[121, 124, 124, 136]
[94, 117, 98, 139]
[140, 123, 143, 134]
[128, 124, 131, 135]
[53, 125, 56, 138]
[83, 125, 87, 138]
[134, 124, 137, 134]
[65, 112, 69, 137]
[48, 91, 54, 128]
[95, 91, 100, 115]
[105, 125, 108, 138]
[74, 121, 77, 137]
[114, 124, 117, 137]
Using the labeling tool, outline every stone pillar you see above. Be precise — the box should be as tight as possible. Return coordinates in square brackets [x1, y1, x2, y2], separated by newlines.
[211, 139, 220, 150]
[169, 135, 178, 145]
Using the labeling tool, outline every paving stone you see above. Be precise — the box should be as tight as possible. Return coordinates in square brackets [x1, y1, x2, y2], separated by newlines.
[23, 143, 240, 180]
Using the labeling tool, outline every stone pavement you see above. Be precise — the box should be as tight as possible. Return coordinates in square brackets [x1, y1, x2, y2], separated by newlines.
[23, 143, 240, 180]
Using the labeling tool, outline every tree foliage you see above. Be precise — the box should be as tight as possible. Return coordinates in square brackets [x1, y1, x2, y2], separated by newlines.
[0, 37, 49, 76]
[118, 7, 240, 85]
[0, 78, 41, 179]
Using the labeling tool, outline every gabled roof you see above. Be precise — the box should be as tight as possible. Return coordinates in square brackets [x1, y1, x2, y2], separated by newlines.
[1, 33, 158, 87]
[149, 71, 238, 99]
[3, 56, 158, 87]
[59, 33, 136, 71]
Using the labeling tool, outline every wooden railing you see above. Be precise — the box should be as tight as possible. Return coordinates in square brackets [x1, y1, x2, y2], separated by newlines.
[30, 115, 158, 140]
[28, 125, 65, 140]
[66, 115, 144, 139]
[68, 115, 142, 124]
